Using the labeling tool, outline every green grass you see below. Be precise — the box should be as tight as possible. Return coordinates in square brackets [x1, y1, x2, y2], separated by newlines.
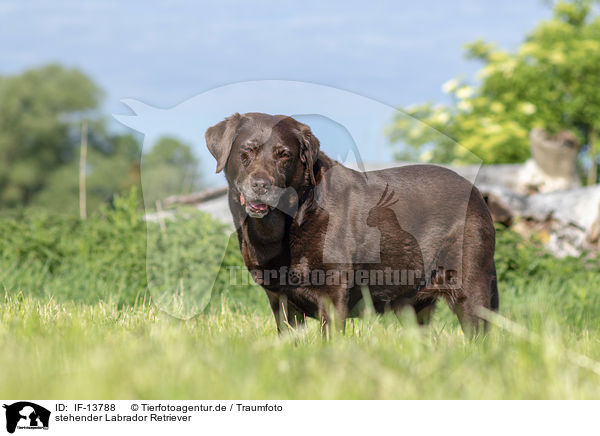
[1, 190, 599, 399]
[2, 285, 600, 399]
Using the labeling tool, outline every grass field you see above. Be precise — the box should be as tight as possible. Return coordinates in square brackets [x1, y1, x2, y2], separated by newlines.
[1, 191, 600, 399]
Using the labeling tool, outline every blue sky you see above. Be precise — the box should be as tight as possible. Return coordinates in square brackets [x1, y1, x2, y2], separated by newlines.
[0, 1, 550, 110]
[0, 1, 551, 183]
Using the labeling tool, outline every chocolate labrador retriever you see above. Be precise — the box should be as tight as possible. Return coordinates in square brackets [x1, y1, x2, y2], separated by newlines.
[206, 113, 498, 335]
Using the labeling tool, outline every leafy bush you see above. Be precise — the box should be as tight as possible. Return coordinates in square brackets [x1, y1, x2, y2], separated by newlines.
[494, 223, 600, 329]
[0, 188, 265, 314]
[494, 223, 598, 285]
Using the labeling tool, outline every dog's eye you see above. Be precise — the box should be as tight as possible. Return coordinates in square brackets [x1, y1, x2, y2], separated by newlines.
[240, 146, 255, 166]
[277, 149, 291, 159]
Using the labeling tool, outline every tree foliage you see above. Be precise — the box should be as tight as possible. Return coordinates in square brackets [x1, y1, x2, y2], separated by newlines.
[0, 64, 205, 213]
[141, 136, 202, 207]
[31, 132, 142, 214]
[388, 0, 600, 182]
[0, 64, 101, 206]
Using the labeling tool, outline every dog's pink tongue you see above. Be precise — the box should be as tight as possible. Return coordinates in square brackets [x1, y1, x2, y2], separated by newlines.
[250, 201, 268, 211]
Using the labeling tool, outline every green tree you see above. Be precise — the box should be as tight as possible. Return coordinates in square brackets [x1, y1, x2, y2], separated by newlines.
[388, 0, 600, 183]
[0, 64, 102, 207]
[141, 136, 202, 207]
[32, 132, 142, 214]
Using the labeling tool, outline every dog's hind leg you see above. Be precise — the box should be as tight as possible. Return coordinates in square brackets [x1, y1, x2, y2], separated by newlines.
[449, 261, 496, 338]
[490, 260, 499, 311]
[450, 189, 497, 338]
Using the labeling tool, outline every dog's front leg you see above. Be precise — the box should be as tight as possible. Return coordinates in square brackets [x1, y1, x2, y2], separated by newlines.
[266, 290, 305, 334]
[318, 288, 349, 338]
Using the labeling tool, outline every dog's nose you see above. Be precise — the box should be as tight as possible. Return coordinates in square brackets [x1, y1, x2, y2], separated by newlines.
[251, 177, 272, 195]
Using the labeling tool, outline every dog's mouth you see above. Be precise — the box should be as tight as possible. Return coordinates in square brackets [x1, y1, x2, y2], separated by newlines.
[248, 200, 270, 217]
[240, 193, 272, 218]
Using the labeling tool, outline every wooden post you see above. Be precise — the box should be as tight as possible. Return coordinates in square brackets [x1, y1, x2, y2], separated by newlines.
[79, 119, 88, 219]
[155, 200, 166, 234]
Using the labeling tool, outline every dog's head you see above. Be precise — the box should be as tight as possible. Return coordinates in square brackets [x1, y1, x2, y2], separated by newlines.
[206, 113, 320, 218]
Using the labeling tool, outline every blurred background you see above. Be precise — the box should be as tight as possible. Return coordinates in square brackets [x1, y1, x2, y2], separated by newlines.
[4, 0, 590, 215]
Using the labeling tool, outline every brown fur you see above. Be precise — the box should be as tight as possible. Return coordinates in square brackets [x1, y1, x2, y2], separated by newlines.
[206, 113, 498, 336]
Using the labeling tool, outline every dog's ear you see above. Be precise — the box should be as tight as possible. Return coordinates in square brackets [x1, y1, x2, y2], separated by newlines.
[205, 113, 243, 173]
[295, 122, 320, 185]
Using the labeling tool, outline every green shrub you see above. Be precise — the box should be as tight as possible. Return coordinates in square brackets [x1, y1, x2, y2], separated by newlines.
[494, 224, 600, 329]
[0, 188, 265, 314]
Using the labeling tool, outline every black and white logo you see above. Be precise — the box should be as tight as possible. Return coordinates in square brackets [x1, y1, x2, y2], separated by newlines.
[3, 402, 50, 434]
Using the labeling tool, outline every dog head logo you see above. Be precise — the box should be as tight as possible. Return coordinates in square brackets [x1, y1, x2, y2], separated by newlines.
[3, 402, 50, 433]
